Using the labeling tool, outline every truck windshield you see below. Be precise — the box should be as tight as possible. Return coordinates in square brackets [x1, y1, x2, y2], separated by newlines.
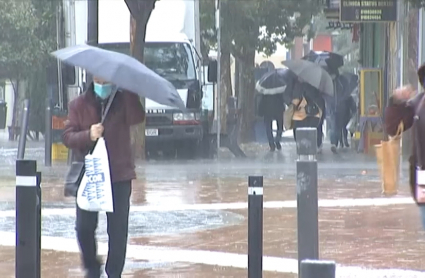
[98, 42, 196, 89]
[145, 42, 196, 85]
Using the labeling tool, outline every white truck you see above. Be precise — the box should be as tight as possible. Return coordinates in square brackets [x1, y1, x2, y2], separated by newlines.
[61, 0, 215, 158]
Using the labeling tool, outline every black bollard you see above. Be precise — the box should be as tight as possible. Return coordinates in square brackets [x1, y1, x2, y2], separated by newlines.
[36, 171, 42, 278]
[17, 99, 30, 160]
[300, 260, 336, 278]
[45, 97, 52, 166]
[16, 160, 40, 278]
[248, 176, 263, 278]
[295, 128, 319, 273]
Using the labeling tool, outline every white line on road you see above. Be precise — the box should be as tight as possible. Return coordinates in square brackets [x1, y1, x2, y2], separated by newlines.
[0, 197, 415, 218]
[0, 231, 423, 277]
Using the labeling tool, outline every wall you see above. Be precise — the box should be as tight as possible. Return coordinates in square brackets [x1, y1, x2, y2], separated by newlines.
[312, 34, 332, 52]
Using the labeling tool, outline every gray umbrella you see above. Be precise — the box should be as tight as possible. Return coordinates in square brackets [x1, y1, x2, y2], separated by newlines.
[281, 59, 334, 96]
[51, 44, 185, 109]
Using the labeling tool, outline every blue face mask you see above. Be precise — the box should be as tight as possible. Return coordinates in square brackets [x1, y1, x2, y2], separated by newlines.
[93, 83, 113, 100]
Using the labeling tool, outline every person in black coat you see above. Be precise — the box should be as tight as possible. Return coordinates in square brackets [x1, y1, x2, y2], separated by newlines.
[258, 93, 285, 151]
[339, 95, 357, 148]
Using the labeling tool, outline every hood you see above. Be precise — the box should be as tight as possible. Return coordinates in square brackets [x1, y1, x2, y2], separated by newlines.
[145, 89, 187, 110]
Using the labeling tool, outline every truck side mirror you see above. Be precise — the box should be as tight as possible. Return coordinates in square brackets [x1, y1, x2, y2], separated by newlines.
[208, 60, 218, 83]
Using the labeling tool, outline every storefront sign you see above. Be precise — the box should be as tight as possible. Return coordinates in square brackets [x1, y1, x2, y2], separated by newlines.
[340, 0, 397, 22]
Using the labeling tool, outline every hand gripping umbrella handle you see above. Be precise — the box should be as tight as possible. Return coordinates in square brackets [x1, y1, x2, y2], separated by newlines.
[89, 90, 117, 155]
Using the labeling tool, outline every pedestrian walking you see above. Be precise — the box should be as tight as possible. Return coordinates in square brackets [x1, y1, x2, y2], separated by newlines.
[339, 95, 357, 148]
[62, 77, 145, 278]
[385, 64, 425, 228]
[258, 93, 285, 152]
[290, 80, 326, 153]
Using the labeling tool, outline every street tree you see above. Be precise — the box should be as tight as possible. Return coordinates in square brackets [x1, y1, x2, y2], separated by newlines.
[124, 0, 157, 159]
[0, 0, 56, 133]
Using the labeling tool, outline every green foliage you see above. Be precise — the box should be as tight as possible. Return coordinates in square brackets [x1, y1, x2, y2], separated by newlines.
[0, 0, 56, 79]
[200, 0, 321, 58]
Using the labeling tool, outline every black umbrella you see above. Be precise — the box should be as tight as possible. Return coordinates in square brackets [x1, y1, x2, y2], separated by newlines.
[255, 68, 296, 95]
[302, 51, 344, 75]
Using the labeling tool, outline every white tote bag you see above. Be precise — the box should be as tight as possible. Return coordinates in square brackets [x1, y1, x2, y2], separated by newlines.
[77, 137, 114, 212]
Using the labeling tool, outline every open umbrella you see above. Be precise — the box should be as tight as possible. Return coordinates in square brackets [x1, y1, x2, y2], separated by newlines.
[302, 51, 344, 75]
[255, 68, 296, 95]
[51, 44, 185, 109]
[281, 59, 334, 96]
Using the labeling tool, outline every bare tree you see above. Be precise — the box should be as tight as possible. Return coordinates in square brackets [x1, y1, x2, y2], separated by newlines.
[124, 0, 156, 159]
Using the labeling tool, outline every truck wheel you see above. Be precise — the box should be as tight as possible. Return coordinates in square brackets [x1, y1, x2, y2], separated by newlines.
[199, 135, 216, 159]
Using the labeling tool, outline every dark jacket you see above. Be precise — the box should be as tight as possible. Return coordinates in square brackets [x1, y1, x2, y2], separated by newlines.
[62, 85, 145, 183]
[385, 92, 424, 204]
[258, 93, 285, 118]
[292, 82, 326, 119]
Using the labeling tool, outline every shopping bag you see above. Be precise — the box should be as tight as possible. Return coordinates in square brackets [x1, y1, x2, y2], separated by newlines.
[346, 114, 357, 134]
[284, 104, 295, 130]
[375, 123, 403, 195]
[77, 137, 114, 212]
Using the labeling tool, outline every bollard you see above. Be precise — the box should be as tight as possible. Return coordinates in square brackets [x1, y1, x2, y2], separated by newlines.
[295, 128, 319, 273]
[36, 171, 42, 278]
[300, 260, 336, 278]
[248, 176, 263, 278]
[16, 160, 40, 278]
[45, 97, 52, 166]
[17, 99, 30, 160]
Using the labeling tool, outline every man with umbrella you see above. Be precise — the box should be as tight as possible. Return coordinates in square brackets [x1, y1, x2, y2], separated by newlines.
[63, 76, 145, 278]
[54, 45, 183, 278]
[256, 68, 294, 151]
[282, 59, 334, 152]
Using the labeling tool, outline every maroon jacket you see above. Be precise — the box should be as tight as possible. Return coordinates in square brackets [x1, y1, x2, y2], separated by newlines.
[385, 92, 425, 203]
[62, 85, 145, 183]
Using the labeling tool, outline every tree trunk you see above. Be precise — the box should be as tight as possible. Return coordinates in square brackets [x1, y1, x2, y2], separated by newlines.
[11, 80, 19, 131]
[129, 16, 147, 160]
[238, 48, 256, 142]
[219, 50, 232, 133]
[125, 0, 156, 160]
[234, 58, 240, 99]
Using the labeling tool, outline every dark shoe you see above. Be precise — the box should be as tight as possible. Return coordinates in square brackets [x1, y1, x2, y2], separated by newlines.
[85, 263, 102, 278]
[331, 145, 337, 154]
[269, 143, 276, 152]
[275, 141, 282, 151]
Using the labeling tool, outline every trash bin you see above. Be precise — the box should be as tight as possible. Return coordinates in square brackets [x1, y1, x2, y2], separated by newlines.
[0, 101, 7, 130]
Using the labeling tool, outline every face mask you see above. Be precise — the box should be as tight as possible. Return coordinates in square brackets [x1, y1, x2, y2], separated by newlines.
[93, 83, 113, 100]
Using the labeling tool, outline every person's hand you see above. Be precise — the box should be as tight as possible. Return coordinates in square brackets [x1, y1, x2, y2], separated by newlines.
[393, 85, 416, 101]
[90, 123, 104, 141]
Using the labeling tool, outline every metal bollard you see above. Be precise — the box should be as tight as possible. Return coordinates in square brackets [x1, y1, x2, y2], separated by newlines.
[36, 171, 42, 278]
[300, 260, 336, 278]
[16, 160, 41, 278]
[248, 176, 263, 278]
[295, 128, 319, 273]
[45, 97, 52, 167]
[17, 99, 30, 160]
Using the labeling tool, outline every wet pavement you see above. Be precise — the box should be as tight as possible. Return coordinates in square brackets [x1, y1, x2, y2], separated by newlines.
[0, 139, 424, 277]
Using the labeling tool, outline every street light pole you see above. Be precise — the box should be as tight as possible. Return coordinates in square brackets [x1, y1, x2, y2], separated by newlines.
[215, 0, 221, 158]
